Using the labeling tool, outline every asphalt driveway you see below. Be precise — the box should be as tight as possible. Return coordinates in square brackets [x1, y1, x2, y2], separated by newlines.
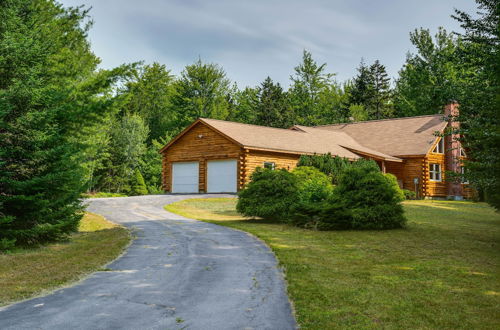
[0, 195, 296, 330]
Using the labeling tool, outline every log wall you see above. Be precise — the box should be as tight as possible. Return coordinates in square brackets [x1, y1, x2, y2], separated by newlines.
[161, 122, 241, 192]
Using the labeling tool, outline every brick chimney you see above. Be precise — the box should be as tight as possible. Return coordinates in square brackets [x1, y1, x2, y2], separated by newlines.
[443, 102, 463, 199]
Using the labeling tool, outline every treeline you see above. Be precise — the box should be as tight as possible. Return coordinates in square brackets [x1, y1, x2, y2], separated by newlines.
[84, 26, 482, 195]
[0, 0, 498, 248]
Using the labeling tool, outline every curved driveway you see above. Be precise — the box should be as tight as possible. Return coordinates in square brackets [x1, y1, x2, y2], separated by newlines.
[0, 195, 296, 330]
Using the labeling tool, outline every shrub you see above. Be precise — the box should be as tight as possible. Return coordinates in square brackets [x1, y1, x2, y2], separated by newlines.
[402, 189, 417, 200]
[318, 164, 407, 230]
[292, 166, 334, 203]
[384, 173, 405, 202]
[130, 169, 148, 196]
[297, 154, 351, 184]
[237, 168, 300, 221]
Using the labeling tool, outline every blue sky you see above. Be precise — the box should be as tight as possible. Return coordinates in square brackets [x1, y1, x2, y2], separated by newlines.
[59, 0, 477, 88]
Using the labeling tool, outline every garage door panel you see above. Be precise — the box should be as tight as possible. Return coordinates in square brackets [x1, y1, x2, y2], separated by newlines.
[207, 160, 237, 193]
[172, 162, 199, 193]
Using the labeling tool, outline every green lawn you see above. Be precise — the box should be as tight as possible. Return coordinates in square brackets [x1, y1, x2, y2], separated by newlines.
[165, 198, 500, 329]
[0, 213, 130, 306]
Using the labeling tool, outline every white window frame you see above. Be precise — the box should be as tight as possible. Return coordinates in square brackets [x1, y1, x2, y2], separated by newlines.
[263, 162, 276, 170]
[460, 148, 467, 157]
[433, 138, 444, 154]
[461, 166, 469, 184]
[429, 163, 442, 182]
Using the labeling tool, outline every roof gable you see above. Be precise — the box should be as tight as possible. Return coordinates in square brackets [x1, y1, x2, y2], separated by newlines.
[314, 115, 447, 156]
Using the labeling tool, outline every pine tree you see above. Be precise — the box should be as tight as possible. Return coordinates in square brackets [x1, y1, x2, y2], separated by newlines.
[349, 60, 373, 107]
[368, 60, 392, 119]
[0, 0, 131, 248]
[254, 77, 291, 128]
[130, 169, 148, 196]
[289, 50, 335, 125]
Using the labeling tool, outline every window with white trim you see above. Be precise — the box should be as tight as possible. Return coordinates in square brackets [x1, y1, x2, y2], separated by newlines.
[461, 166, 469, 184]
[263, 162, 275, 170]
[460, 148, 467, 157]
[432, 138, 444, 154]
[429, 163, 442, 181]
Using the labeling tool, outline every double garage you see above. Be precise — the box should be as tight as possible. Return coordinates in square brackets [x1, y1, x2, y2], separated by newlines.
[171, 160, 238, 193]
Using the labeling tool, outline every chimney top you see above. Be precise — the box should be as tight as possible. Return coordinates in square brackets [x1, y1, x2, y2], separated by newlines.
[444, 102, 459, 118]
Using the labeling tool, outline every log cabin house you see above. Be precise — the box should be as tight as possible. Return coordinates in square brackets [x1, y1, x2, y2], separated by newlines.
[159, 102, 471, 199]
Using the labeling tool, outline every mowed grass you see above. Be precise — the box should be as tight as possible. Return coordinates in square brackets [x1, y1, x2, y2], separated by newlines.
[0, 213, 130, 306]
[165, 198, 500, 329]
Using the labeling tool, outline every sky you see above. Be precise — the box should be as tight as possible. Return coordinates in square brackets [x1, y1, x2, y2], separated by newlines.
[59, 0, 477, 88]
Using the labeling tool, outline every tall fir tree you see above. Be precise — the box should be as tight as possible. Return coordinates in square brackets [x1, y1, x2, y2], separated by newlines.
[254, 77, 292, 128]
[289, 50, 335, 126]
[452, 0, 500, 209]
[0, 0, 131, 248]
[349, 59, 373, 107]
[368, 60, 392, 119]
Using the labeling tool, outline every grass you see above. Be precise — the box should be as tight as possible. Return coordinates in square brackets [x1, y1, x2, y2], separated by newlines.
[0, 212, 130, 306]
[165, 198, 500, 329]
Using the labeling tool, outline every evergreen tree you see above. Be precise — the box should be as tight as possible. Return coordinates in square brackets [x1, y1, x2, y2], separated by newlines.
[130, 169, 148, 196]
[0, 0, 131, 248]
[289, 50, 336, 125]
[254, 77, 291, 128]
[452, 0, 500, 209]
[368, 60, 392, 119]
[227, 86, 258, 124]
[349, 60, 373, 107]
[349, 59, 392, 119]
[170, 59, 231, 131]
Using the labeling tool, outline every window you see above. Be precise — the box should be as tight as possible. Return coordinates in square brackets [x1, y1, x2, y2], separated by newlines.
[263, 162, 275, 170]
[461, 166, 469, 184]
[460, 148, 467, 157]
[432, 138, 444, 154]
[429, 163, 442, 181]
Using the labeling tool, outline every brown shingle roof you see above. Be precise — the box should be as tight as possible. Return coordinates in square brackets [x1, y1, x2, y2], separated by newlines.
[199, 118, 402, 162]
[314, 115, 447, 156]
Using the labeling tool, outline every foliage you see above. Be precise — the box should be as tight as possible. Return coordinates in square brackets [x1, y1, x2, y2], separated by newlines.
[349, 104, 368, 121]
[384, 173, 405, 202]
[236, 168, 300, 220]
[130, 169, 148, 196]
[0, 0, 131, 247]
[297, 153, 351, 184]
[253, 77, 292, 128]
[292, 166, 334, 203]
[393, 28, 468, 117]
[170, 59, 231, 129]
[124, 63, 175, 143]
[319, 163, 407, 230]
[368, 60, 393, 119]
[402, 189, 417, 200]
[349, 59, 393, 119]
[451, 0, 500, 210]
[289, 50, 339, 126]
[81, 192, 127, 198]
[101, 114, 148, 193]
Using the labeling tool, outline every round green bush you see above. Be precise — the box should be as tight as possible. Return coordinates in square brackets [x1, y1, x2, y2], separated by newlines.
[292, 166, 334, 203]
[237, 168, 300, 221]
[318, 164, 407, 230]
[384, 173, 405, 202]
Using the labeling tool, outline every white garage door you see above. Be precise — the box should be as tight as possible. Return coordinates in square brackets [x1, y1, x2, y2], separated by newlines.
[207, 160, 237, 193]
[172, 162, 199, 193]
